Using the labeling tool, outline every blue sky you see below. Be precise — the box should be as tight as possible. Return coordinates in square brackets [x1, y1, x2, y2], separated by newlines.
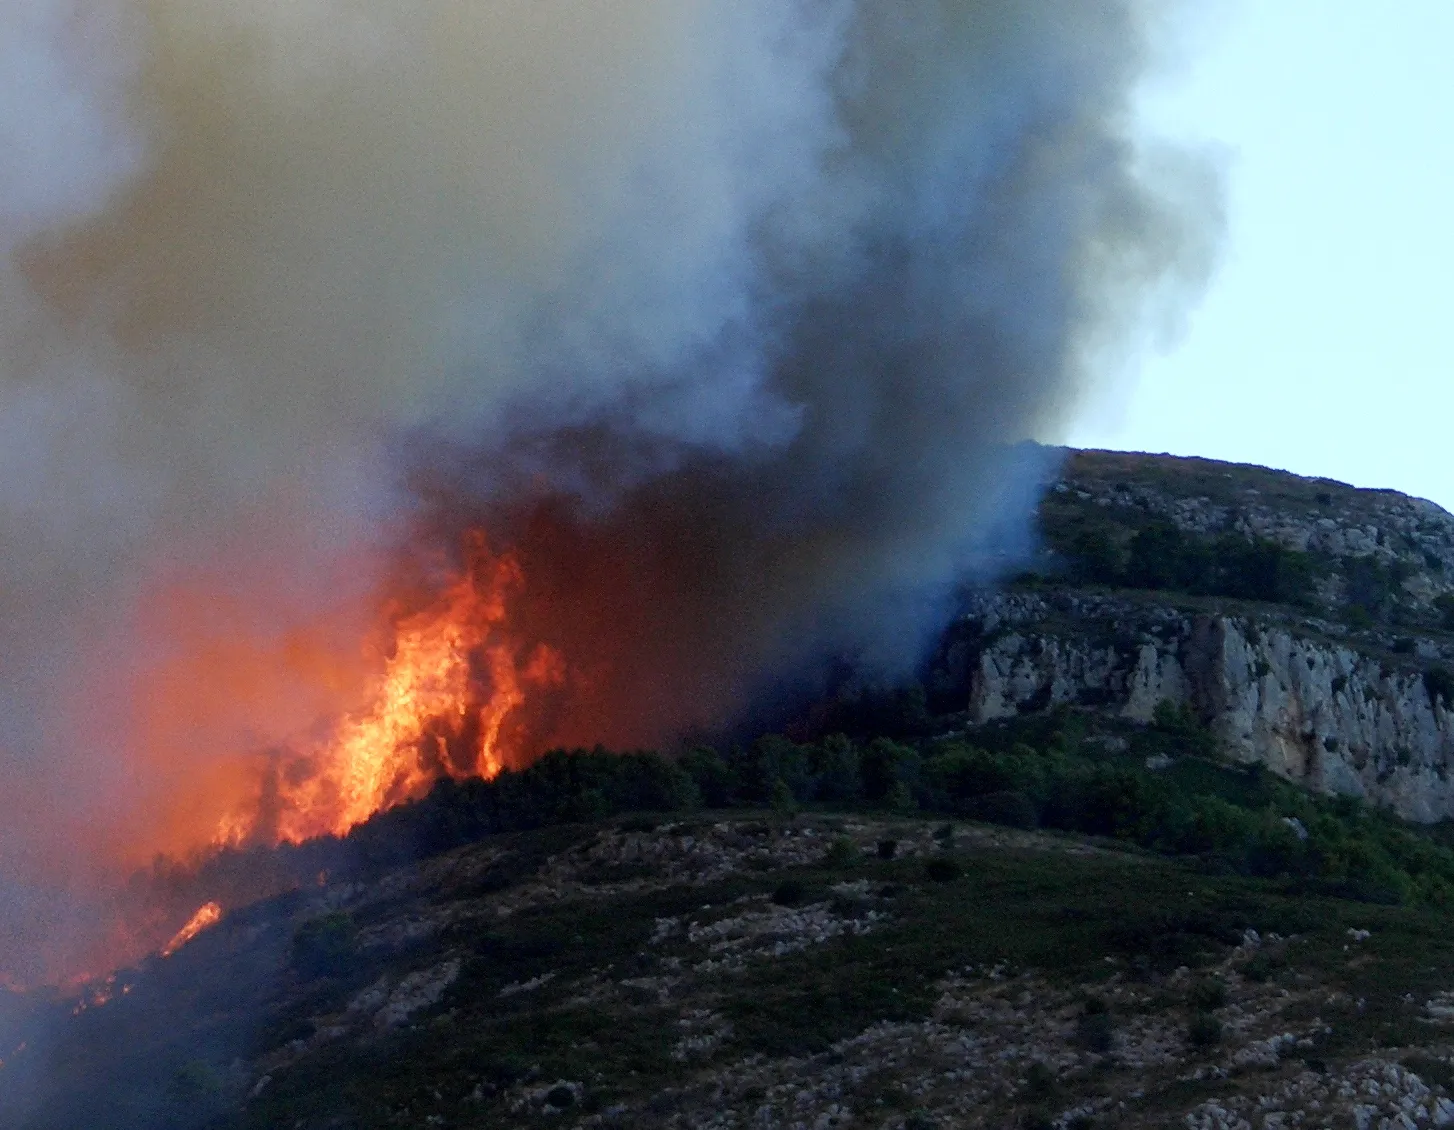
[1069, 1, 1454, 513]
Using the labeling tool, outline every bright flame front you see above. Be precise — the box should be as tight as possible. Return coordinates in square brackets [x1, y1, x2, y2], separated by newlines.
[214, 533, 563, 847]
[162, 901, 222, 957]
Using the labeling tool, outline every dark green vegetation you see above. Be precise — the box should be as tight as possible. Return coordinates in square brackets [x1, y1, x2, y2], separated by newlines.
[137, 702, 1454, 943]
[1033, 449, 1454, 633]
[1056, 519, 1318, 606]
[259, 705, 1454, 910]
[1035, 461, 1323, 608]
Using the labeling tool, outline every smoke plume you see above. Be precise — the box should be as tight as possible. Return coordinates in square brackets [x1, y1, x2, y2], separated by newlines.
[0, 0, 1218, 981]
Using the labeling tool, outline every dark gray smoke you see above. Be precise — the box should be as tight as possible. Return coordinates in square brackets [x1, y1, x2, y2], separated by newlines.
[0, 0, 1219, 979]
[410, 0, 1223, 748]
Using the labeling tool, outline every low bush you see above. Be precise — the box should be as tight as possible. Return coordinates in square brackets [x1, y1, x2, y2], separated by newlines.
[1187, 1012, 1222, 1049]
[1058, 520, 1318, 606]
[1189, 978, 1228, 1011]
[824, 837, 859, 867]
[966, 790, 1038, 830]
[1022, 1061, 1059, 1101]
[291, 913, 357, 980]
[1238, 952, 1283, 983]
[1076, 1009, 1114, 1053]
[1426, 667, 1454, 711]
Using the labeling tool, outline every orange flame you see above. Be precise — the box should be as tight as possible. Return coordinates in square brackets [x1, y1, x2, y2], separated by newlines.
[213, 532, 564, 847]
[161, 901, 222, 957]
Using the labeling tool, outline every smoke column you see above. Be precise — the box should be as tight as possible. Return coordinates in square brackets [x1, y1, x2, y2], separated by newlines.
[0, 0, 1218, 981]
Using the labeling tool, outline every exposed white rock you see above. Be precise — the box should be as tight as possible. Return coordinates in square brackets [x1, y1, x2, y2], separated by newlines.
[962, 592, 1454, 822]
[373, 959, 460, 1029]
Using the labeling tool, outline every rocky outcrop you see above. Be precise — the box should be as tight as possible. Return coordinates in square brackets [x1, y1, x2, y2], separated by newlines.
[1051, 450, 1454, 614]
[962, 590, 1454, 822]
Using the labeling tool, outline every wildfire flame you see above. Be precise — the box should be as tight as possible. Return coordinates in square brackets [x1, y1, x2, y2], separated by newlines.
[212, 532, 563, 847]
[161, 901, 222, 957]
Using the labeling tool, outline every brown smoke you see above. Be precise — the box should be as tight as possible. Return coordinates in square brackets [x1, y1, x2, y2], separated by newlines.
[0, 0, 1219, 982]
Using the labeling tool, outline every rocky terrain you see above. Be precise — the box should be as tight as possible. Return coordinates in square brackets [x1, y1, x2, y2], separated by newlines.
[946, 451, 1454, 822]
[9, 450, 1454, 1130]
[12, 810, 1454, 1130]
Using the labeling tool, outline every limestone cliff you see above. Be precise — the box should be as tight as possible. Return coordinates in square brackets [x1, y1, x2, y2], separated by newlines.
[960, 590, 1454, 821]
[951, 451, 1454, 822]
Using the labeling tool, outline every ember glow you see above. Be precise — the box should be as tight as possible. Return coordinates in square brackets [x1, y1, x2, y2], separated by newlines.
[161, 902, 221, 957]
[212, 533, 564, 847]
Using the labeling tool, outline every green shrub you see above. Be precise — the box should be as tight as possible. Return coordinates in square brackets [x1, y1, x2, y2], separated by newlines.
[1022, 1061, 1059, 1101]
[1426, 667, 1454, 711]
[924, 857, 962, 882]
[1189, 978, 1228, 1011]
[291, 913, 357, 979]
[1238, 952, 1283, 983]
[1187, 1012, 1222, 1049]
[1067, 528, 1122, 585]
[262, 682, 1454, 927]
[680, 747, 736, 807]
[860, 737, 914, 802]
[1062, 516, 1316, 605]
[1344, 555, 1407, 623]
[1126, 522, 1202, 591]
[1215, 535, 1316, 605]
[1076, 1009, 1114, 1053]
[824, 837, 859, 868]
[887, 780, 918, 814]
[967, 790, 1038, 829]
[1403, 1053, 1454, 1092]
[1043, 765, 1171, 842]
[742, 736, 811, 803]
[810, 734, 862, 803]
[1345, 604, 1375, 630]
[926, 743, 1041, 804]
[772, 880, 806, 906]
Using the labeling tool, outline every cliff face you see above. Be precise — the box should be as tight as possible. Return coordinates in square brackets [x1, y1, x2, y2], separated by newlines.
[961, 591, 1454, 821]
[952, 451, 1454, 823]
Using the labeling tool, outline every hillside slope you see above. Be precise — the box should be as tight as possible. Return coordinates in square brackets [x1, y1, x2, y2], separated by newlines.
[9, 806, 1454, 1130]
[9, 449, 1454, 1129]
